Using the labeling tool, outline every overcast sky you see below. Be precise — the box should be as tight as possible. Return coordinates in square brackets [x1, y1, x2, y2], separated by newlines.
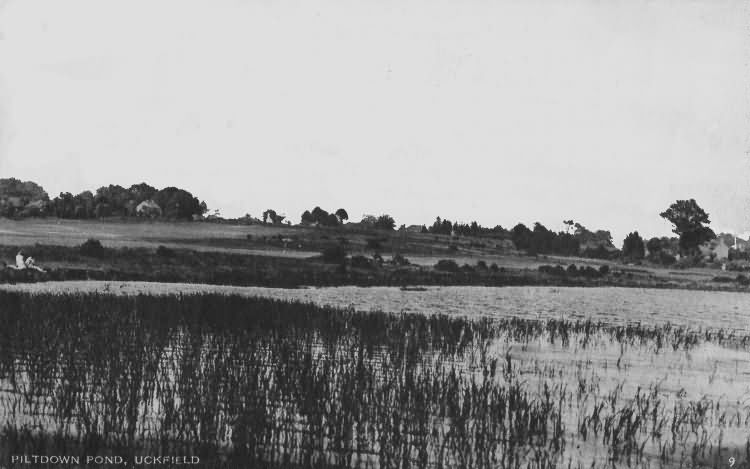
[0, 0, 747, 242]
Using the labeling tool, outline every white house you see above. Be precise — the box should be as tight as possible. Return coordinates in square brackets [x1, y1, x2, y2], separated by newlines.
[699, 237, 730, 261]
[136, 200, 162, 217]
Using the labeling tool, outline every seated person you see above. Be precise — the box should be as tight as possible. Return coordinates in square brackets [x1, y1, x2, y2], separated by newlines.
[14, 250, 26, 270]
[24, 256, 45, 273]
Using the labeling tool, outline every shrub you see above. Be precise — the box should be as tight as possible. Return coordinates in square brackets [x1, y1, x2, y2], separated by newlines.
[736, 274, 749, 286]
[658, 252, 677, 266]
[582, 245, 615, 260]
[392, 253, 410, 266]
[321, 245, 348, 264]
[79, 238, 106, 257]
[448, 245, 458, 252]
[476, 260, 488, 270]
[460, 263, 475, 273]
[366, 238, 384, 251]
[490, 263, 499, 273]
[711, 276, 734, 283]
[598, 265, 610, 275]
[435, 259, 460, 272]
[581, 266, 600, 278]
[566, 264, 578, 275]
[350, 255, 373, 269]
[539, 264, 567, 277]
[674, 256, 702, 269]
[156, 245, 176, 258]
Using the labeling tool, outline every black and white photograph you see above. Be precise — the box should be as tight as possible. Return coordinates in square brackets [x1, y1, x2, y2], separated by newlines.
[0, 1, 748, 468]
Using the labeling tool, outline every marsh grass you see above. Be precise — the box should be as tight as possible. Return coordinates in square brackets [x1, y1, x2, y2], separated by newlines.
[0, 291, 748, 468]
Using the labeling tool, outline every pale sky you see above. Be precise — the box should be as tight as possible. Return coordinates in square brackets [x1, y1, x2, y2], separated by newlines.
[0, 0, 747, 243]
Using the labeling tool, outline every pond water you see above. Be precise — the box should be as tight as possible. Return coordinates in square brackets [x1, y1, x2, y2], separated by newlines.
[6, 282, 748, 331]
[257, 285, 750, 331]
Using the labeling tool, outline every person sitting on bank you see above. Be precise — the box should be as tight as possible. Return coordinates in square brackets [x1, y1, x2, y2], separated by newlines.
[14, 250, 25, 269]
[24, 256, 45, 273]
[9, 250, 46, 272]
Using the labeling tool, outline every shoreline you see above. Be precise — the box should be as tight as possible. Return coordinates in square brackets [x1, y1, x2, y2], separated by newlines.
[2, 278, 749, 297]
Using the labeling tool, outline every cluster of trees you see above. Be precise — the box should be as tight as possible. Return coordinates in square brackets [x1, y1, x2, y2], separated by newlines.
[52, 184, 207, 220]
[0, 178, 49, 217]
[426, 217, 508, 237]
[618, 200, 717, 264]
[300, 207, 348, 226]
[622, 232, 646, 261]
[659, 199, 716, 256]
[510, 222, 581, 256]
[358, 214, 396, 230]
[563, 221, 613, 248]
[620, 232, 680, 265]
[262, 209, 286, 224]
[0, 178, 208, 220]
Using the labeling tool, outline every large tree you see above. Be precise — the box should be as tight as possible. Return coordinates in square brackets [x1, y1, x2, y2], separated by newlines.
[622, 231, 645, 261]
[335, 208, 349, 223]
[659, 199, 716, 256]
[510, 223, 532, 250]
[154, 187, 206, 220]
[374, 214, 396, 230]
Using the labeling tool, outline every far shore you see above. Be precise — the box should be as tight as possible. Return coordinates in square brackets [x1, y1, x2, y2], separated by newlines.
[1, 219, 748, 294]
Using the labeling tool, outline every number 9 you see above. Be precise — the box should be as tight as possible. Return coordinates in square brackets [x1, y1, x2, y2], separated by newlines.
[729, 457, 735, 467]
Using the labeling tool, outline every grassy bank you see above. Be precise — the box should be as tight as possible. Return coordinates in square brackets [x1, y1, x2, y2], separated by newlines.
[1, 242, 749, 293]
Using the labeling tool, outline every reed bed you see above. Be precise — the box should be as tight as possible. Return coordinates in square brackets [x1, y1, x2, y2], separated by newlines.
[0, 291, 748, 468]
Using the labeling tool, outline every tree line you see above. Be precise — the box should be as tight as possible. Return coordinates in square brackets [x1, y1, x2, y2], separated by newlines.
[0, 178, 208, 220]
[0, 178, 729, 263]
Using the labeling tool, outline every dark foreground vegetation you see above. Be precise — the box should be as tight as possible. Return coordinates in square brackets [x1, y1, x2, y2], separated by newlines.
[1, 292, 749, 468]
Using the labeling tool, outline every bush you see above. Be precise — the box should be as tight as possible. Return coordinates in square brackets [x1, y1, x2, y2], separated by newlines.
[156, 245, 175, 258]
[566, 264, 578, 275]
[581, 266, 600, 278]
[598, 265, 610, 275]
[435, 259, 460, 272]
[391, 253, 410, 266]
[321, 245, 348, 264]
[476, 260, 488, 270]
[460, 263, 475, 273]
[538, 264, 566, 276]
[490, 263, 499, 273]
[674, 256, 702, 269]
[350, 255, 373, 269]
[711, 276, 734, 283]
[582, 245, 616, 260]
[366, 238, 384, 251]
[658, 252, 677, 266]
[736, 274, 749, 286]
[79, 238, 106, 257]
